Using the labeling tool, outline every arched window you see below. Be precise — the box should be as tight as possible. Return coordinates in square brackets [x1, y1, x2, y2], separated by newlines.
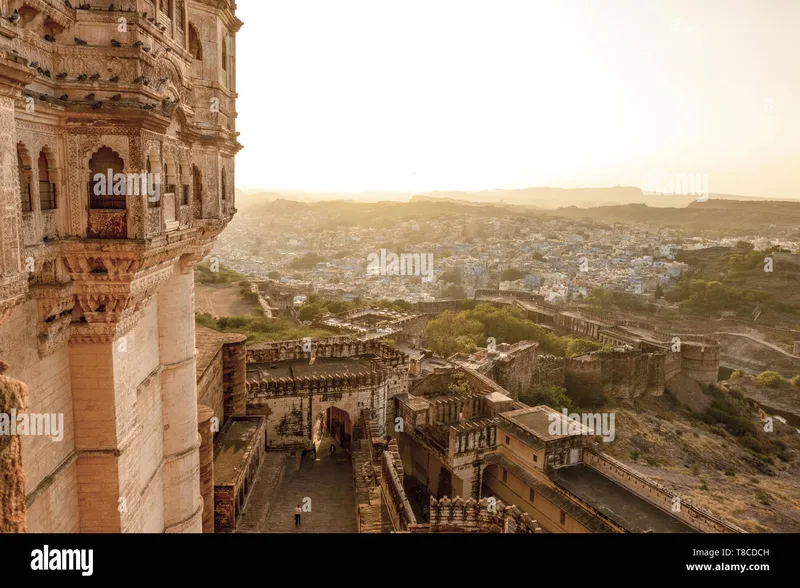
[192, 164, 203, 218]
[18, 146, 31, 213]
[89, 147, 126, 209]
[180, 164, 189, 205]
[175, 0, 185, 30]
[18, 5, 38, 27]
[147, 157, 160, 208]
[189, 24, 202, 60]
[221, 168, 227, 201]
[38, 151, 56, 210]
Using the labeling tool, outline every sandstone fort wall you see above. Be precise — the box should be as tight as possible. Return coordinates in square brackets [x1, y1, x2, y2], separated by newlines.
[584, 449, 745, 533]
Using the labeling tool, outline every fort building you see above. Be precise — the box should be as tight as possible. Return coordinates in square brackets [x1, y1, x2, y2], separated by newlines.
[244, 336, 409, 450]
[0, 0, 241, 533]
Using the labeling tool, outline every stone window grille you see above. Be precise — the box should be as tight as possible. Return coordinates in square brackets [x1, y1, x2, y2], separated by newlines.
[19, 166, 32, 213]
[38, 151, 56, 210]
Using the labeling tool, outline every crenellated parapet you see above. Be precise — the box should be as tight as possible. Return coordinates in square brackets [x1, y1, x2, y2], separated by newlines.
[425, 496, 543, 533]
[247, 369, 388, 398]
[247, 336, 409, 368]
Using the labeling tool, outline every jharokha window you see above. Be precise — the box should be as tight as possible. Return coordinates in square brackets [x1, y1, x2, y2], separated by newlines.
[175, 0, 185, 30]
[147, 158, 160, 208]
[221, 168, 227, 201]
[38, 151, 56, 210]
[189, 25, 202, 60]
[18, 149, 32, 213]
[180, 165, 189, 205]
[89, 147, 126, 209]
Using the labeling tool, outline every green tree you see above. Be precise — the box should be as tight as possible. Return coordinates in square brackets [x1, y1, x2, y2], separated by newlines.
[440, 268, 462, 285]
[501, 268, 526, 281]
[426, 311, 483, 357]
[520, 384, 573, 411]
[298, 303, 325, 322]
[441, 284, 466, 299]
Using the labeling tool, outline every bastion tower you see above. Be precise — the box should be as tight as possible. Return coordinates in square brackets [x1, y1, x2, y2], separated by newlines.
[0, 0, 241, 532]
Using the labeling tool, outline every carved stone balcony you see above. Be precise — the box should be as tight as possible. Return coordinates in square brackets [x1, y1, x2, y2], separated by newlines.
[87, 209, 128, 239]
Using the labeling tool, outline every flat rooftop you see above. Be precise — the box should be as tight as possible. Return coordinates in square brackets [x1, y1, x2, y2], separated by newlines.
[558, 311, 612, 326]
[516, 300, 557, 316]
[550, 464, 695, 533]
[501, 406, 589, 441]
[214, 418, 263, 487]
[247, 355, 377, 380]
[485, 391, 512, 404]
[195, 325, 246, 380]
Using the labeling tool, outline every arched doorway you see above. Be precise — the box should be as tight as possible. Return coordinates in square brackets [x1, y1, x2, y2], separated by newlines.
[86, 146, 128, 239]
[315, 406, 353, 453]
[88, 146, 126, 209]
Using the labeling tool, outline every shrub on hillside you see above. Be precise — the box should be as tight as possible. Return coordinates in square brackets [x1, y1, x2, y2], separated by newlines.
[756, 371, 783, 388]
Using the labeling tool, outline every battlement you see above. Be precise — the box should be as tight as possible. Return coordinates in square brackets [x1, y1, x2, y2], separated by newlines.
[422, 497, 543, 533]
[246, 370, 387, 397]
[584, 449, 746, 533]
[380, 440, 416, 531]
[246, 336, 408, 367]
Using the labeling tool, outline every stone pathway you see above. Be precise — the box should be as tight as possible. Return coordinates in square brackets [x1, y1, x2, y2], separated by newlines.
[263, 436, 358, 533]
[235, 450, 288, 533]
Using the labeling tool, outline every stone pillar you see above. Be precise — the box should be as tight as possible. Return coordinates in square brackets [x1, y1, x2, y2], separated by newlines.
[158, 268, 203, 533]
[0, 363, 28, 533]
[0, 57, 35, 322]
[70, 341, 123, 533]
[197, 404, 215, 534]
[222, 339, 247, 418]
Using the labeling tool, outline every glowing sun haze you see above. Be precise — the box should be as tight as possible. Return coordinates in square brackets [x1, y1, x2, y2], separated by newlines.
[235, 0, 800, 198]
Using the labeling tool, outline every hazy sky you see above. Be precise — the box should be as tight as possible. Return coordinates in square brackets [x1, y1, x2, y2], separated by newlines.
[235, 0, 799, 198]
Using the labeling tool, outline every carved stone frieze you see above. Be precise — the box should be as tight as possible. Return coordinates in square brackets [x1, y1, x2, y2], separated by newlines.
[0, 274, 27, 327]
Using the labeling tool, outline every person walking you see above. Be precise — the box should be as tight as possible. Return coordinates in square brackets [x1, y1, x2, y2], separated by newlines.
[295, 504, 302, 527]
[330, 442, 336, 457]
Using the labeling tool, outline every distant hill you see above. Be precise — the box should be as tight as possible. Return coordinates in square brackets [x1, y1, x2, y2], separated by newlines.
[415, 186, 648, 208]
[238, 185, 797, 209]
[550, 200, 800, 235]
[414, 188, 799, 209]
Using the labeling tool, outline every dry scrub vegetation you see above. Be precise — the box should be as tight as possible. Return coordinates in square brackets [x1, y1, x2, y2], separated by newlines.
[602, 387, 800, 532]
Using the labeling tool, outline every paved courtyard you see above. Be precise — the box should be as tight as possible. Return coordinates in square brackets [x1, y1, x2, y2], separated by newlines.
[261, 436, 358, 533]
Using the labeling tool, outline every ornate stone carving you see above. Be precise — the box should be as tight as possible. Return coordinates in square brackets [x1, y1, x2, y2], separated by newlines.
[87, 209, 128, 240]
